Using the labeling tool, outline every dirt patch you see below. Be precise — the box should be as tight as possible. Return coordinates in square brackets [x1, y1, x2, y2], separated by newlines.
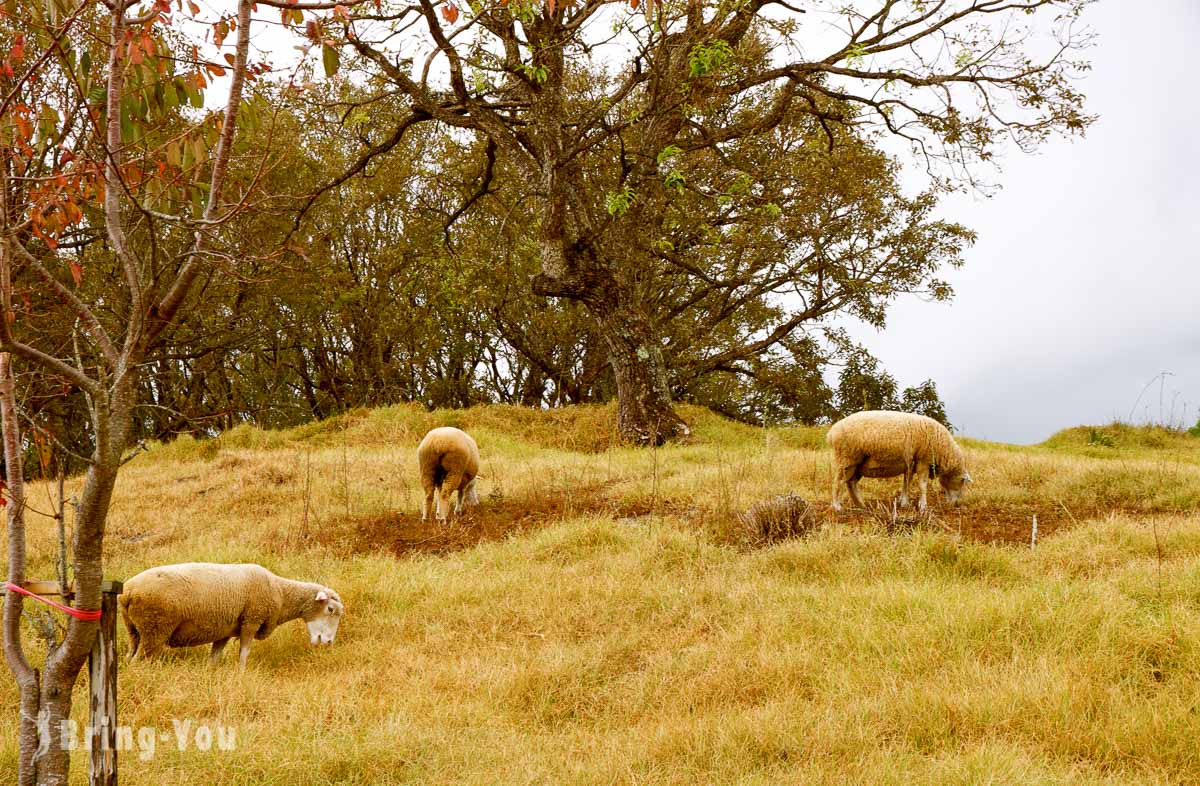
[824, 500, 1172, 545]
[312, 483, 681, 557]
[296, 487, 1173, 558]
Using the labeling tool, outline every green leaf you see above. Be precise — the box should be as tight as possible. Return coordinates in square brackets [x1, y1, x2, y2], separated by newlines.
[687, 39, 732, 78]
[322, 43, 340, 78]
[844, 42, 868, 68]
[119, 103, 134, 143]
[605, 186, 636, 216]
[181, 138, 195, 170]
[163, 79, 178, 110]
[656, 144, 681, 166]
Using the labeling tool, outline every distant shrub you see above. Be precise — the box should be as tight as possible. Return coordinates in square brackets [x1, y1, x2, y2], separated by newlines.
[1087, 429, 1116, 448]
[1189, 419, 1200, 438]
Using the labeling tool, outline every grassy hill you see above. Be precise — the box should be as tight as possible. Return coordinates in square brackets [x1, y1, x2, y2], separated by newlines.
[3, 404, 1200, 784]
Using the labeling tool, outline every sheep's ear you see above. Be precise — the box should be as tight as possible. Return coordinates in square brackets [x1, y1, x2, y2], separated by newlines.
[964, 472, 974, 484]
[315, 590, 329, 602]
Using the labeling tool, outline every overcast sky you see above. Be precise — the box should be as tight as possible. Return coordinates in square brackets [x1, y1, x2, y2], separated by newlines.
[842, 1, 1200, 444]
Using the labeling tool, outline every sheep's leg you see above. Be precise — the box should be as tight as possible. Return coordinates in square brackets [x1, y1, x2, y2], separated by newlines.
[900, 464, 913, 509]
[422, 484, 436, 522]
[134, 627, 169, 661]
[914, 463, 929, 512]
[441, 471, 464, 524]
[830, 466, 842, 511]
[847, 476, 867, 508]
[124, 618, 141, 661]
[237, 624, 257, 670]
[209, 637, 230, 666]
[831, 462, 857, 511]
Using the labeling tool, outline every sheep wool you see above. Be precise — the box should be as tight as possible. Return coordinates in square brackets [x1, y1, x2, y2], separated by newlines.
[418, 426, 481, 523]
[119, 563, 344, 669]
[827, 410, 971, 511]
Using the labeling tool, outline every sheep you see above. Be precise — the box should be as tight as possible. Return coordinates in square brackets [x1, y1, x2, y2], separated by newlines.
[119, 563, 344, 669]
[417, 426, 480, 524]
[827, 410, 972, 512]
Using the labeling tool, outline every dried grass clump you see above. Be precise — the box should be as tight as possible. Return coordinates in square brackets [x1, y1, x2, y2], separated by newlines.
[739, 494, 818, 546]
[866, 499, 938, 534]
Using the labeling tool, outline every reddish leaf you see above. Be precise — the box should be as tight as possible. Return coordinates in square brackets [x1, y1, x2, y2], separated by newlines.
[10, 32, 23, 61]
[547, 0, 555, 14]
[69, 260, 82, 286]
[187, 0, 199, 12]
[440, 2, 458, 23]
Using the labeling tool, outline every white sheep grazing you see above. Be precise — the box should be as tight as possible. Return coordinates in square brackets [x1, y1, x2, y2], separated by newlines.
[119, 563, 344, 669]
[827, 410, 972, 512]
[417, 426, 480, 524]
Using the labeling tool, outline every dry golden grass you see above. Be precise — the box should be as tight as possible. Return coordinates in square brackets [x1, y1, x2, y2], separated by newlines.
[3, 404, 1200, 784]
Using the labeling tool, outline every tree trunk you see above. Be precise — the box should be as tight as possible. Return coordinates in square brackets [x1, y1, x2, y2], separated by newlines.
[32, 685, 75, 786]
[592, 303, 689, 445]
[1, 352, 41, 786]
[533, 269, 688, 445]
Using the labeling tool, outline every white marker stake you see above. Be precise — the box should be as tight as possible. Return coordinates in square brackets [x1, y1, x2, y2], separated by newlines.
[1031, 514, 1038, 549]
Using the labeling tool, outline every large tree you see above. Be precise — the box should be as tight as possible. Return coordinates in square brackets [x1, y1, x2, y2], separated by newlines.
[329, 0, 1093, 443]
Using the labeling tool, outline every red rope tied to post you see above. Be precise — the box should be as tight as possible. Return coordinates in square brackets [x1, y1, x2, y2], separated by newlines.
[4, 581, 103, 621]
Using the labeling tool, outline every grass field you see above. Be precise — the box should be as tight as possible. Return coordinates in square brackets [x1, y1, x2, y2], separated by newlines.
[4, 404, 1200, 784]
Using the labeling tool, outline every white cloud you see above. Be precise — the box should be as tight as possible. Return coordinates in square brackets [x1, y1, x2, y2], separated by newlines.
[843, 0, 1200, 443]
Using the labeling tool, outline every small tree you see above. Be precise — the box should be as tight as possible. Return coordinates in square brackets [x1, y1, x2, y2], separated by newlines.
[0, 1, 355, 781]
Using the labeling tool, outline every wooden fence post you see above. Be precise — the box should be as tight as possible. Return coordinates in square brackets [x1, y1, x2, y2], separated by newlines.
[89, 580, 122, 786]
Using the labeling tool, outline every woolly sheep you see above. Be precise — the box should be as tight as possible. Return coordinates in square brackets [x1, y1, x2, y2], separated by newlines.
[827, 410, 972, 512]
[417, 426, 480, 523]
[119, 563, 344, 669]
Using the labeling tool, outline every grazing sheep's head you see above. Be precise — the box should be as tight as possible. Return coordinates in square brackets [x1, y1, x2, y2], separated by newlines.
[463, 477, 480, 507]
[303, 589, 345, 646]
[940, 469, 971, 504]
